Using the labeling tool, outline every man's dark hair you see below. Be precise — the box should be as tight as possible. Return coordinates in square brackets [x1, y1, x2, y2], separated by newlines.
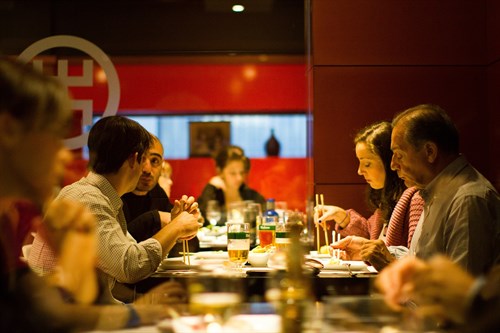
[88, 116, 153, 174]
[392, 104, 460, 155]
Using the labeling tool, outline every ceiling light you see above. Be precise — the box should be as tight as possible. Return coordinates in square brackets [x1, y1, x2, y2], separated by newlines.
[232, 4, 245, 13]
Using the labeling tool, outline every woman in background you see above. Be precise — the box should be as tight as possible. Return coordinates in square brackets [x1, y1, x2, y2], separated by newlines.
[158, 161, 173, 198]
[198, 147, 265, 225]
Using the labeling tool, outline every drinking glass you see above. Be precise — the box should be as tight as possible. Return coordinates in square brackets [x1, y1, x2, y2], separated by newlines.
[275, 221, 290, 251]
[226, 222, 250, 269]
[227, 201, 246, 223]
[206, 200, 221, 227]
[187, 276, 244, 329]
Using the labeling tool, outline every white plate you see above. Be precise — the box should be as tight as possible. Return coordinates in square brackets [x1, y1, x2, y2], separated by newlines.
[193, 251, 229, 259]
[307, 253, 331, 259]
[224, 314, 281, 333]
[158, 257, 196, 270]
[321, 260, 370, 271]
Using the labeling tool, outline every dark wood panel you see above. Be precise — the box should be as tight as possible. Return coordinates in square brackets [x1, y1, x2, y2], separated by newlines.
[312, 0, 486, 65]
[313, 66, 488, 184]
[315, 184, 371, 219]
[487, 61, 500, 191]
[487, 0, 500, 63]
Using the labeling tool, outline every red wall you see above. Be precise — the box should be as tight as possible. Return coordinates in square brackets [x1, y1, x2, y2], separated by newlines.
[311, 0, 496, 218]
[69, 62, 308, 113]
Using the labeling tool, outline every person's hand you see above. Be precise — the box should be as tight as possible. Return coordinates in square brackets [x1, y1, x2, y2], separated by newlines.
[134, 280, 187, 305]
[330, 235, 368, 260]
[158, 212, 172, 228]
[359, 239, 395, 271]
[41, 199, 96, 254]
[375, 255, 475, 324]
[169, 211, 200, 241]
[314, 205, 349, 229]
[171, 195, 199, 220]
[42, 199, 98, 304]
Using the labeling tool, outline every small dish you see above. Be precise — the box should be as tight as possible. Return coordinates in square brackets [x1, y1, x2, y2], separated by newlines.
[248, 252, 270, 267]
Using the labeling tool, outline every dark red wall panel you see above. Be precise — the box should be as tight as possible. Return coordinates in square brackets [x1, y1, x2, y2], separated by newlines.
[487, 0, 500, 63]
[487, 62, 500, 191]
[313, 66, 488, 184]
[312, 0, 486, 66]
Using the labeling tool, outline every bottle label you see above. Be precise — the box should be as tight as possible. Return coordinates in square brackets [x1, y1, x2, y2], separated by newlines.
[259, 224, 276, 231]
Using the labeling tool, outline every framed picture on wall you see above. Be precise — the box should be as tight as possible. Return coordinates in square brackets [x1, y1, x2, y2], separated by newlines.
[189, 121, 231, 157]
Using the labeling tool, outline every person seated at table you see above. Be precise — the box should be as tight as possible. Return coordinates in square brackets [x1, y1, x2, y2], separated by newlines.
[376, 255, 500, 332]
[123, 135, 199, 256]
[0, 58, 181, 332]
[29, 115, 200, 304]
[315, 121, 418, 244]
[198, 146, 265, 225]
[205, 145, 248, 191]
[158, 160, 173, 197]
[332, 104, 500, 275]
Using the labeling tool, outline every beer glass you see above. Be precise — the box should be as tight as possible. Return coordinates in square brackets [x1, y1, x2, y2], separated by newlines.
[226, 222, 250, 269]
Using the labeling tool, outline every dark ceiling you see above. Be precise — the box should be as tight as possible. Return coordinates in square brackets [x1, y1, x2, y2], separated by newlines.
[0, 0, 306, 56]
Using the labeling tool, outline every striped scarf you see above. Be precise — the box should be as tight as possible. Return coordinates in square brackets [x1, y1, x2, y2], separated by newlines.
[385, 186, 425, 247]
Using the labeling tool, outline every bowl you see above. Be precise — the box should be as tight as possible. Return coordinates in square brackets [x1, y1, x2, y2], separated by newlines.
[248, 252, 270, 267]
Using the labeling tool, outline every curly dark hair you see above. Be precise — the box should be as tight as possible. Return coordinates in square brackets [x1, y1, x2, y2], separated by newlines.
[354, 121, 406, 221]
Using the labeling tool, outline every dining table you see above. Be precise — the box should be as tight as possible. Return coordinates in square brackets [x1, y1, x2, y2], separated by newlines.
[130, 251, 378, 303]
[92, 251, 449, 333]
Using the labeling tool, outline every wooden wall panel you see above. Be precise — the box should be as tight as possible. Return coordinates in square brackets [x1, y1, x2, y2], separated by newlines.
[313, 66, 488, 184]
[487, 62, 500, 191]
[315, 184, 371, 219]
[487, 0, 500, 63]
[312, 0, 485, 66]
[486, 0, 500, 191]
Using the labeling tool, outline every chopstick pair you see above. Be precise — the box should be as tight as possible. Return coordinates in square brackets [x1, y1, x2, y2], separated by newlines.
[182, 239, 190, 265]
[315, 193, 329, 251]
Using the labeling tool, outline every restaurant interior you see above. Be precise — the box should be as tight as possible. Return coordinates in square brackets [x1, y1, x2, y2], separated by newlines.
[1, 0, 500, 332]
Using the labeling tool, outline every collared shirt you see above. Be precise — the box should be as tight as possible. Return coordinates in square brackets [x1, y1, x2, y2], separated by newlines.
[40, 172, 162, 303]
[412, 156, 500, 275]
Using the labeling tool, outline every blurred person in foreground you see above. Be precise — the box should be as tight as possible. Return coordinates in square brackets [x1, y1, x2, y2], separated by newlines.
[123, 136, 199, 255]
[315, 122, 422, 250]
[0, 58, 179, 332]
[29, 115, 200, 304]
[376, 255, 500, 333]
[197, 146, 265, 225]
[332, 104, 500, 275]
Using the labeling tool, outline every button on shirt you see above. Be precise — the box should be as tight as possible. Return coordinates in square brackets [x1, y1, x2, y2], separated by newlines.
[410, 156, 500, 276]
[56, 172, 162, 303]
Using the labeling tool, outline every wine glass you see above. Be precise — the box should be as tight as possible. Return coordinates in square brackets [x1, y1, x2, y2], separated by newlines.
[226, 222, 250, 270]
[206, 200, 221, 227]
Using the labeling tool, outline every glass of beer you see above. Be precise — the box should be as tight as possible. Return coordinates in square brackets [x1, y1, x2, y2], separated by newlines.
[226, 222, 250, 269]
[275, 221, 291, 251]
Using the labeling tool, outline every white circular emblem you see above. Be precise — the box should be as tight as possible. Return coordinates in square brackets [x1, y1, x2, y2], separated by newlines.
[18, 35, 120, 150]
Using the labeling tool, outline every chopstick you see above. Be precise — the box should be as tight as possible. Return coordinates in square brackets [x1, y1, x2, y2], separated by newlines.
[320, 194, 329, 246]
[315, 194, 320, 252]
[182, 240, 191, 265]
